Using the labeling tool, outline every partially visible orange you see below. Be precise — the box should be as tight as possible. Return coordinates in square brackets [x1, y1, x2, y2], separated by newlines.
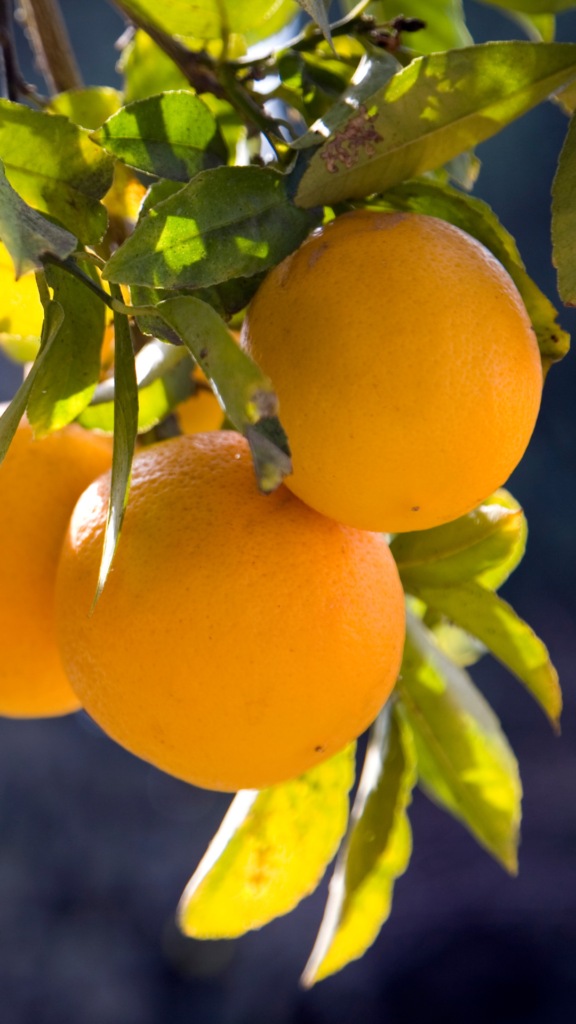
[55, 431, 405, 791]
[0, 421, 112, 717]
[241, 210, 543, 533]
[176, 368, 223, 434]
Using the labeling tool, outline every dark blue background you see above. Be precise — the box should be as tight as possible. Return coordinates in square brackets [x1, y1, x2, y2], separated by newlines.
[1, 2, 575, 1020]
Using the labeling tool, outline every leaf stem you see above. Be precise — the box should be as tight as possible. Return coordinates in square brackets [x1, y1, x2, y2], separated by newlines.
[18, 0, 82, 94]
[42, 254, 114, 309]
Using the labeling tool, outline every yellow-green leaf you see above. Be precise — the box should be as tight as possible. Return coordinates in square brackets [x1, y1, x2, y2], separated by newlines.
[178, 744, 355, 939]
[552, 111, 576, 306]
[399, 611, 522, 872]
[413, 582, 562, 727]
[302, 706, 415, 986]
[49, 87, 123, 130]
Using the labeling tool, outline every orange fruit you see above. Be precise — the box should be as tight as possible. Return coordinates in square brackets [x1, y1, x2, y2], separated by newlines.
[55, 431, 404, 791]
[176, 368, 223, 434]
[241, 211, 542, 533]
[0, 420, 112, 717]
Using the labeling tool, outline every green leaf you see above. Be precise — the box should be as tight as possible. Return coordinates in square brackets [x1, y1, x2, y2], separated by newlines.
[154, 295, 292, 492]
[476, 488, 527, 590]
[103, 166, 319, 289]
[177, 744, 355, 939]
[26, 262, 105, 437]
[0, 100, 115, 245]
[296, 0, 334, 48]
[391, 502, 525, 587]
[294, 42, 576, 208]
[92, 92, 227, 183]
[92, 293, 138, 609]
[0, 159, 76, 278]
[477, 1, 575, 13]
[120, 30, 190, 103]
[118, 0, 298, 45]
[0, 301, 64, 467]
[49, 87, 123, 130]
[301, 705, 416, 986]
[130, 274, 265, 340]
[504, 10, 556, 42]
[428, 620, 488, 667]
[78, 339, 194, 434]
[399, 611, 522, 872]
[552, 112, 576, 306]
[368, 0, 473, 52]
[412, 581, 562, 727]
[200, 94, 246, 165]
[368, 178, 569, 368]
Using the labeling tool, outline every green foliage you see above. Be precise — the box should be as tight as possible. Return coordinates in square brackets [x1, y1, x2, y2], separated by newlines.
[155, 296, 292, 491]
[103, 166, 320, 289]
[26, 262, 105, 437]
[400, 611, 522, 872]
[50, 87, 123, 130]
[302, 706, 416, 985]
[120, 30, 190, 102]
[178, 744, 355, 938]
[552, 112, 576, 305]
[92, 293, 138, 608]
[296, 1, 334, 48]
[78, 340, 194, 434]
[294, 42, 576, 207]
[118, 0, 299, 45]
[92, 92, 227, 182]
[367, 0, 473, 52]
[0, 101, 114, 244]
[0, 301, 63, 467]
[0, 160, 76, 278]
[365, 179, 569, 368]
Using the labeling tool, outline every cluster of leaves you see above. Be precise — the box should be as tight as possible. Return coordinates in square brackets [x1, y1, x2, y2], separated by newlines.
[0, 0, 574, 983]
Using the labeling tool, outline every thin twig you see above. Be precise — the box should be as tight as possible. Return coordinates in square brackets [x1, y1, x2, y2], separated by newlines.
[18, 0, 82, 94]
[107, 0, 225, 96]
[0, 0, 44, 102]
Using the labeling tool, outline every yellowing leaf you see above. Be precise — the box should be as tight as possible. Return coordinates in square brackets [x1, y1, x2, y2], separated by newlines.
[0, 242, 44, 360]
[400, 611, 522, 873]
[302, 706, 415, 986]
[178, 744, 355, 939]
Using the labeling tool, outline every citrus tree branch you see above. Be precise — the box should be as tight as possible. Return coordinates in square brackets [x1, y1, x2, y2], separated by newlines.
[19, 0, 82, 94]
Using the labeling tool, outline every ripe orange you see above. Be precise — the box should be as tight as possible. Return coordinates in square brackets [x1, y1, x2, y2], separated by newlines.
[55, 431, 405, 791]
[0, 420, 112, 717]
[241, 211, 543, 533]
[176, 368, 223, 434]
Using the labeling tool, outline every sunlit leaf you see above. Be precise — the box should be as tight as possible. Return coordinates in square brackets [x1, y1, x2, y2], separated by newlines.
[476, 489, 527, 590]
[117, 0, 299, 45]
[368, 178, 569, 368]
[120, 29, 190, 103]
[302, 705, 416, 986]
[26, 262, 105, 437]
[294, 42, 576, 208]
[103, 166, 319, 289]
[297, 0, 333, 48]
[49, 87, 123, 130]
[428, 620, 488, 667]
[0, 242, 44, 359]
[78, 339, 194, 434]
[92, 292, 138, 608]
[0, 100, 115, 244]
[178, 744, 355, 939]
[92, 91, 227, 182]
[399, 611, 522, 872]
[200, 94, 246, 164]
[412, 582, 562, 727]
[0, 160, 76, 278]
[504, 10, 556, 42]
[0, 301, 64, 468]
[368, 0, 472, 52]
[155, 295, 292, 492]
[391, 502, 524, 587]
[552, 111, 576, 306]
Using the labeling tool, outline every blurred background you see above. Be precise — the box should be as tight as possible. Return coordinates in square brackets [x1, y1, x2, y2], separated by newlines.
[1, 2, 576, 1021]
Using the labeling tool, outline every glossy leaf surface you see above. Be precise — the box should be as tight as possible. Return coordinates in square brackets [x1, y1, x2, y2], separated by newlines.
[400, 612, 522, 872]
[302, 706, 415, 985]
[414, 582, 562, 726]
[118, 0, 298, 44]
[26, 262, 105, 437]
[295, 43, 576, 208]
[372, 178, 569, 367]
[92, 92, 227, 182]
[155, 296, 292, 491]
[103, 166, 319, 289]
[178, 745, 355, 939]
[0, 101, 114, 244]
[50, 87, 123, 130]
[92, 295, 138, 608]
[0, 160, 76, 278]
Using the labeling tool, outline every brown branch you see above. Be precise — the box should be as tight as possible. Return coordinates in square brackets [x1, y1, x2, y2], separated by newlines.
[0, 0, 43, 101]
[107, 0, 225, 97]
[18, 0, 82, 94]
